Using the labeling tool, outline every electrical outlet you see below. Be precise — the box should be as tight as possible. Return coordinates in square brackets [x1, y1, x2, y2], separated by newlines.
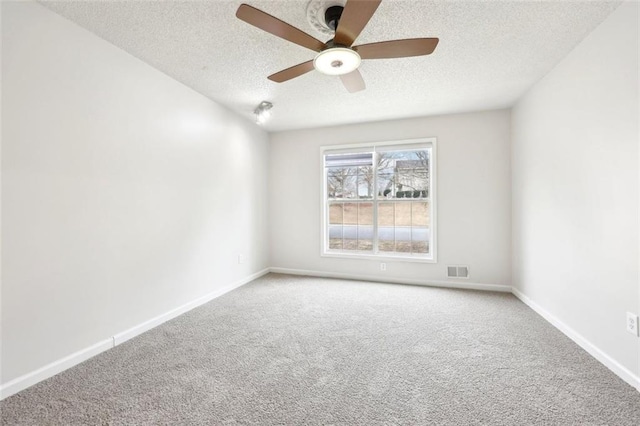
[238, 254, 245, 265]
[380, 262, 386, 271]
[627, 312, 639, 336]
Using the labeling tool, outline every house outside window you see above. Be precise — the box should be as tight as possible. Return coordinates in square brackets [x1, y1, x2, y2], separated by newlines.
[322, 138, 436, 262]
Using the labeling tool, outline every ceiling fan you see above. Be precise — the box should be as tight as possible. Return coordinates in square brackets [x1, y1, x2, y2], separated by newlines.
[236, 0, 439, 93]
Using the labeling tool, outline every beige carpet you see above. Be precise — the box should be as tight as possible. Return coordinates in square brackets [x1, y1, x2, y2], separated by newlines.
[2, 273, 640, 425]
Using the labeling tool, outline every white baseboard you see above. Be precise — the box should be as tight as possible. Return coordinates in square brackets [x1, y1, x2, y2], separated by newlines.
[0, 268, 269, 400]
[0, 338, 114, 401]
[269, 267, 512, 293]
[113, 268, 269, 346]
[512, 288, 640, 392]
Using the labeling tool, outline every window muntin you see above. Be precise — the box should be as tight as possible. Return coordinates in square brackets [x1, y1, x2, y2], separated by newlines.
[323, 140, 435, 261]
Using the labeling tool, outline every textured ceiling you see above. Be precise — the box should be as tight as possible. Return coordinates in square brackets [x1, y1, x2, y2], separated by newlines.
[40, 0, 620, 131]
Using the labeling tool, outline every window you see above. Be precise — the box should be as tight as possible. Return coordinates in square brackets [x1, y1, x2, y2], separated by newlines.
[322, 138, 436, 261]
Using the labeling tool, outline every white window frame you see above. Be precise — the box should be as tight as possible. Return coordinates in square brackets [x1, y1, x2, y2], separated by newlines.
[320, 137, 437, 263]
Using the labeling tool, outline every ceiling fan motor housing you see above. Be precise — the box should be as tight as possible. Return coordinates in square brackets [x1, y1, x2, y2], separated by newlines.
[314, 5, 360, 76]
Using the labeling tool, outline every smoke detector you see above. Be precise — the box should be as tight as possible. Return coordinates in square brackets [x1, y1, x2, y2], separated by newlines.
[306, 0, 346, 36]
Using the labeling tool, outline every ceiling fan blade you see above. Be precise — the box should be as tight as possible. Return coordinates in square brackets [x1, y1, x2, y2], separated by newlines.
[354, 38, 439, 59]
[236, 4, 325, 52]
[340, 69, 366, 93]
[268, 60, 315, 83]
[333, 0, 382, 47]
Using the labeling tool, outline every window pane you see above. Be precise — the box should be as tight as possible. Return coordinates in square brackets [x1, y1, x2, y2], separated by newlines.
[329, 203, 343, 225]
[326, 167, 356, 199]
[395, 241, 412, 253]
[377, 161, 395, 198]
[378, 240, 395, 252]
[343, 203, 357, 225]
[395, 202, 411, 227]
[328, 202, 343, 251]
[378, 203, 394, 252]
[357, 203, 373, 252]
[358, 203, 373, 225]
[358, 227, 373, 251]
[412, 202, 428, 227]
[377, 149, 429, 199]
[341, 203, 357, 251]
[327, 165, 376, 200]
[329, 226, 343, 250]
[378, 203, 394, 227]
[411, 201, 430, 254]
[343, 223, 358, 251]
[376, 201, 429, 255]
[357, 166, 374, 199]
[411, 225, 429, 254]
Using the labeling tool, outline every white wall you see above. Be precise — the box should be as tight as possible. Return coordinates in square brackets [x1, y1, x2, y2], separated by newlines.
[1, 1, 268, 385]
[512, 0, 639, 380]
[269, 110, 511, 288]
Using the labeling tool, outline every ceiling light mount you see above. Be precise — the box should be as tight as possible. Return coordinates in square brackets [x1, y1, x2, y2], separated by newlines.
[305, 1, 345, 36]
[254, 101, 273, 124]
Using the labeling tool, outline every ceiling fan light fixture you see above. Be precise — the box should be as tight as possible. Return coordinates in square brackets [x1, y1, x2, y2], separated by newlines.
[313, 47, 361, 76]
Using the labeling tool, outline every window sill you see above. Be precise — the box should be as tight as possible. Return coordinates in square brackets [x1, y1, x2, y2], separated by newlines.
[321, 251, 437, 264]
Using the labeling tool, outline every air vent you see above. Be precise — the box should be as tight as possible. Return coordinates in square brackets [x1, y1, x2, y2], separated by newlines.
[447, 265, 469, 279]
